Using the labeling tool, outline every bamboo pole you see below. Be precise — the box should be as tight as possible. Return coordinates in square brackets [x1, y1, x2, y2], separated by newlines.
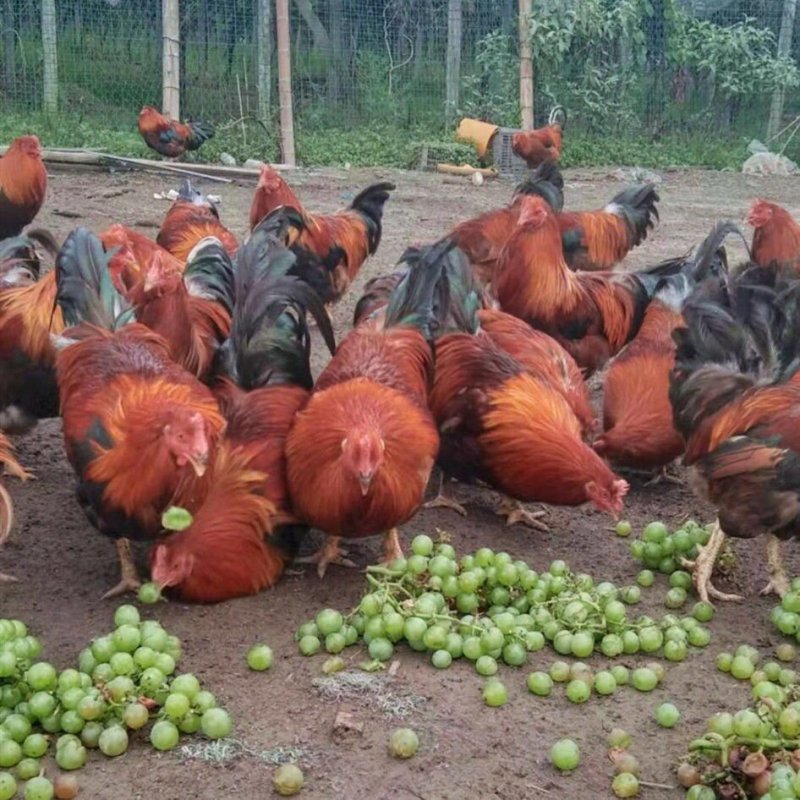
[276, 0, 296, 167]
[256, 0, 272, 120]
[519, 0, 533, 130]
[162, 0, 180, 120]
[41, 0, 58, 115]
[445, 0, 462, 126]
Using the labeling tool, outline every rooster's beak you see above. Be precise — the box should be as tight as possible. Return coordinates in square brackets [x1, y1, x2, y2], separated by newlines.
[358, 474, 372, 496]
[189, 453, 209, 477]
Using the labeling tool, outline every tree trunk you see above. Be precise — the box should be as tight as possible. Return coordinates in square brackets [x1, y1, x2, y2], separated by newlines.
[2, 0, 16, 96]
[445, 0, 462, 125]
[293, 0, 331, 53]
[767, 0, 798, 140]
[519, 0, 533, 128]
[276, 0, 296, 165]
[328, 0, 343, 103]
[256, 0, 272, 120]
[41, 0, 58, 115]
[162, 0, 180, 120]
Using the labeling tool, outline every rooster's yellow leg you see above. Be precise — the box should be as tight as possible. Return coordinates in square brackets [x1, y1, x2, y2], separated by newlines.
[102, 539, 142, 599]
[297, 536, 357, 578]
[495, 497, 549, 532]
[680, 520, 742, 603]
[382, 528, 403, 565]
[760, 535, 791, 598]
[424, 472, 467, 517]
[0, 483, 16, 583]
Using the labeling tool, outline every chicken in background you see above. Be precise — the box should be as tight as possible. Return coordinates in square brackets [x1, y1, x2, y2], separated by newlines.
[450, 162, 564, 286]
[249, 166, 395, 304]
[747, 199, 800, 274]
[494, 194, 678, 375]
[0, 135, 47, 239]
[557, 182, 660, 272]
[594, 223, 734, 476]
[0, 432, 31, 583]
[511, 106, 566, 168]
[0, 229, 63, 433]
[137, 106, 215, 159]
[285, 241, 446, 576]
[428, 242, 628, 525]
[157, 180, 239, 262]
[54, 228, 226, 597]
[129, 239, 234, 381]
[669, 263, 800, 602]
[148, 214, 337, 602]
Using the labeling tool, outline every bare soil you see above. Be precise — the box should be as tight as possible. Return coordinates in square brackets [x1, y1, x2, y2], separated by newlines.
[3, 163, 800, 799]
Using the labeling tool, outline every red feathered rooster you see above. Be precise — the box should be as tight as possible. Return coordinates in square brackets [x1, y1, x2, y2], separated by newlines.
[0, 432, 31, 582]
[747, 199, 800, 275]
[54, 228, 226, 597]
[249, 166, 395, 304]
[285, 241, 446, 575]
[511, 106, 566, 168]
[138, 106, 214, 159]
[157, 180, 238, 263]
[0, 135, 47, 239]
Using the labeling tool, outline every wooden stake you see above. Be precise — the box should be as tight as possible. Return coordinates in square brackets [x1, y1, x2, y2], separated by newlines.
[445, 0, 462, 126]
[162, 0, 180, 120]
[519, 0, 533, 129]
[276, 0, 296, 167]
[41, 0, 58, 115]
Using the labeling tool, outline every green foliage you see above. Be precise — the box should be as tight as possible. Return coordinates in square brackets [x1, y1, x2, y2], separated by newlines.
[460, 31, 519, 126]
[666, 9, 800, 98]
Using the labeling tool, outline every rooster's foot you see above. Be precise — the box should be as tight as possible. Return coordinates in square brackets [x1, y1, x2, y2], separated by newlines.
[495, 498, 549, 532]
[297, 536, 357, 578]
[381, 528, 404, 566]
[102, 538, 142, 599]
[424, 493, 467, 517]
[644, 466, 683, 487]
[760, 535, 791, 598]
[680, 521, 742, 604]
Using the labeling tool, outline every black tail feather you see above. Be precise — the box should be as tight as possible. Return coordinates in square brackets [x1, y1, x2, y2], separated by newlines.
[513, 162, 564, 212]
[350, 182, 395, 254]
[610, 183, 660, 248]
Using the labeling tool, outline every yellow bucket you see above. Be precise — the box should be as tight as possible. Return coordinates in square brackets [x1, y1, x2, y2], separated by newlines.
[456, 118, 500, 159]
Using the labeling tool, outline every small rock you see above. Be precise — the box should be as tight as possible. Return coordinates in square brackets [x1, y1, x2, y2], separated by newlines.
[742, 151, 799, 176]
[243, 158, 265, 169]
[471, 171, 484, 186]
[166, 189, 179, 200]
[219, 152, 237, 166]
[207, 194, 222, 204]
[332, 710, 364, 742]
[748, 138, 768, 155]
[344, 162, 352, 170]
[610, 166, 662, 184]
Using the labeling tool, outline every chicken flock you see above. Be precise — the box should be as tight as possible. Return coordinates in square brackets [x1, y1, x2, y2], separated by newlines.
[1, 131, 800, 610]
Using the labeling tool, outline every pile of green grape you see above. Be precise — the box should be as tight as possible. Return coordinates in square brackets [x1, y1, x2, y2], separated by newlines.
[772, 584, 800, 644]
[0, 607, 231, 799]
[629, 521, 710, 576]
[296, 535, 713, 682]
[676, 652, 800, 799]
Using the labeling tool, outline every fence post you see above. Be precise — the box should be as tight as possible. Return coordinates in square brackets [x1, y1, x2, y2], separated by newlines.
[445, 0, 462, 126]
[162, 0, 180, 120]
[41, 0, 58, 115]
[276, 0, 296, 166]
[767, 0, 798, 142]
[256, 0, 272, 120]
[519, 0, 533, 129]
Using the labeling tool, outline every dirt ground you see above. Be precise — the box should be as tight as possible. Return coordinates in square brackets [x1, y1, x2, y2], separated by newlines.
[3, 163, 800, 799]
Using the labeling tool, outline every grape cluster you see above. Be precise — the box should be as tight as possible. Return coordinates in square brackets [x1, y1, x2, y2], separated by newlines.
[772, 584, 800, 643]
[677, 649, 800, 799]
[296, 536, 713, 690]
[629, 521, 710, 576]
[0, 607, 231, 799]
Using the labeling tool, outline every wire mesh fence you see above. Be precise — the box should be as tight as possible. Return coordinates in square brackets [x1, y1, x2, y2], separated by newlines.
[0, 1, 798, 168]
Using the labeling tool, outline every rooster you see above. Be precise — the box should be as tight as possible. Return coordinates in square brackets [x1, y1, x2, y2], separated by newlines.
[429, 243, 628, 524]
[450, 162, 565, 286]
[129, 239, 234, 381]
[138, 106, 214, 159]
[557, 183, 660, 272]
[494, 194, 676, 375]
[0, 135, 47, 239]
[0, 230, 63, 433]
[155, 210, 338, 598]
[285, 241, 445, 575]
[511, 106, 566, 168]
[594, 224, 734, 474]
[54, 228, 226, 597]
[157, 180, 238, 263]
[747, 199, 800, 274]
[249, 166, 395, 303]
[669, 262, 800, 602]
[0, 432, 31, 583]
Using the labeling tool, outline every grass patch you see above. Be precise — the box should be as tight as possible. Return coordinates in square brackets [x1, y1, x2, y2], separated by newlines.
[179, 738, 313, 767]
[312, 670, 424, 718]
